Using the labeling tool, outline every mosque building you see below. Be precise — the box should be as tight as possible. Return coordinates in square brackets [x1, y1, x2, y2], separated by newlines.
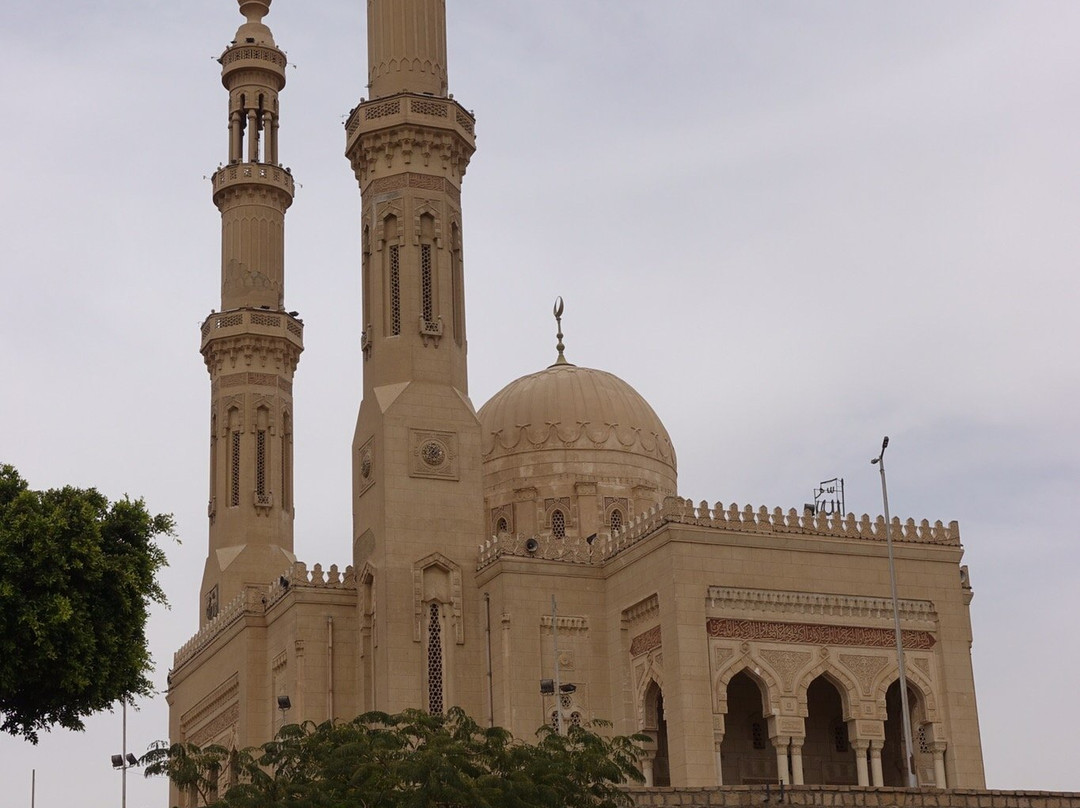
[166, 0, 985, 799]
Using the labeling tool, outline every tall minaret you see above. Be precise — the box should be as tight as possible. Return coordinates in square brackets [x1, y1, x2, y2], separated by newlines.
[199, 0, 303, 626]
[345, 0, 484, 715]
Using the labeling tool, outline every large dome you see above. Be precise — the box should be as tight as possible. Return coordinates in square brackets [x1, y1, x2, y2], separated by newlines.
[478, 364, 678, 515]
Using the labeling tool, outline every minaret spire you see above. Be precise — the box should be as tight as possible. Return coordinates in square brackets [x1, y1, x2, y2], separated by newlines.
[344, 0, 485, 717]
[198, 0, 303, 625]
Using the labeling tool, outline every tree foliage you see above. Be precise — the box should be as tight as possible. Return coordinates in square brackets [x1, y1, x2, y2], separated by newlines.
[144, 707, 645, 808]
[0, 464, 173, 741]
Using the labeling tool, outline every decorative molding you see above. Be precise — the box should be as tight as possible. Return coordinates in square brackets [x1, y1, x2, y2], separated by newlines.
[412, 553, 464, 645]
[759, 649, 813, 693]
[706, 618, 936, 650]
[482, 421, 675, 467]
[357, 437, 375, 497]
[630, 625, 662, 657]
[540, 615, 589, 633]
[706, 587, 937, 624]
[622, 594, 660, 626]
[838, 653, 891, 697]
[409, 429, 458, 480]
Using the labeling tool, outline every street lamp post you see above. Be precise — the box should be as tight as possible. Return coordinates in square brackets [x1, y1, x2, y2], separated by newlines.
[872, 436, 918, 787]
[110, 701, 140, 808]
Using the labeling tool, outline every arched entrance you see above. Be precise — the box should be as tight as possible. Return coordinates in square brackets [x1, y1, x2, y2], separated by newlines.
[802, 675, 857, 785]
[882, 679, 931, 786]
[643, 681, 670, 786]
[720, 671, 777, 785]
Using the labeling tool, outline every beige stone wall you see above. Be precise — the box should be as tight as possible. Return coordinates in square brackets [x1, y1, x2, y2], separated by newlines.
[626, 787, 1080, 808]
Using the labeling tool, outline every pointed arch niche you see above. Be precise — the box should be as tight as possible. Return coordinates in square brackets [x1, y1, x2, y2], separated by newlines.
[720, 669, 778, 785]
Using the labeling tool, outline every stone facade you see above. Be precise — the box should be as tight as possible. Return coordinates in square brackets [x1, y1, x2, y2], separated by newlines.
[167, 1, 1002, 804]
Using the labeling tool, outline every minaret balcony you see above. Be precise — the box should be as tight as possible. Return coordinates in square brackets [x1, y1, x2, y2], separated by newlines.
[345, 92, 476, 151]
[212, 162, 295, 204]
[200, 307, 304, 353]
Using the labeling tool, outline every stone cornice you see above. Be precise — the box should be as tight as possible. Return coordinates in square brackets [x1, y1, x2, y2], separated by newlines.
[706, 587, 937, 625]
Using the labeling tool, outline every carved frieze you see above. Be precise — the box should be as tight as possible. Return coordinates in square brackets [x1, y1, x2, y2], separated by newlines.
[706, 618, 936, 650]
[630, 625, 662, 657]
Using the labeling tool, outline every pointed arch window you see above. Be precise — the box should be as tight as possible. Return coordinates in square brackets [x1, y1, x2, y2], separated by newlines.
[551, 509, 566, 539]
[610, 509, 623, 534]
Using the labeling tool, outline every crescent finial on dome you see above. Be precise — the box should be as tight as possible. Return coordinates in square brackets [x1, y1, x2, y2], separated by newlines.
[551, 296, 574, 367]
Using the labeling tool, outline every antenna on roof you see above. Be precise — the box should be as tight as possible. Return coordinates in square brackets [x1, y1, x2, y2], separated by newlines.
[550, 296, 571, 367]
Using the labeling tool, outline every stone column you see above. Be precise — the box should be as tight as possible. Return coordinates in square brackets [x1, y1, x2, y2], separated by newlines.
[932, 742, 948, 788]
[772, 735, 790, 785]
[853, 740, 870, 787]
[789, 739, 805, 785]
[641, 753, 655, 787]
[713, 734, 724, 786]
[869, 740, 884, 787]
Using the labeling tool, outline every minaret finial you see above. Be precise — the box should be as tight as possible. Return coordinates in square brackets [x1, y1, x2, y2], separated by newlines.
[551, 296, 572, 367]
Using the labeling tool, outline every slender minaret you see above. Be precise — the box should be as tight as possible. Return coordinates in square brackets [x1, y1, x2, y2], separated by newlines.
[345, 0, 484, 715]
[199, 0, 303, 626]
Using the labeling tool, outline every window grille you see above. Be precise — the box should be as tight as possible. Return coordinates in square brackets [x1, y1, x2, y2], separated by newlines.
[552, 509, 566, 539]
[389, 245, 401, 335]
[256, 430, 267, 498]
[427, 603, 444, 715]
[421, 244, 433, 322]
[230, 430, 241, 506]
[496, 517, 508, 534]
[569, 711, 582, 728]
[834, 721, 850, 753]
[752, 721, 766, 750]
[610, 509, 623, 533]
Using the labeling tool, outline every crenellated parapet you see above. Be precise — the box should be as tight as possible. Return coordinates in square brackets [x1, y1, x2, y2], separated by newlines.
[477, 496, 960, 569]
[175, 560, 355, 672]
[602, 496, 960, 560]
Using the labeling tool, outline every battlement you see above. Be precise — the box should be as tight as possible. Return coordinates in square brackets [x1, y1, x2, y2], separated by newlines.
[172, 561, 354, 673]
[602, 497, 960, 560]
[477, 496, 960, 570]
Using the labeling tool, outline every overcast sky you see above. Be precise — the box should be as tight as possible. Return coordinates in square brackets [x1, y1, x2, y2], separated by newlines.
[2, 1, 1079, 805]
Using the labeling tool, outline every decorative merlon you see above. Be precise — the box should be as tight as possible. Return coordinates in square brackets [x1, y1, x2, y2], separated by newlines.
[173, 561, 354, 671]
[477, 496, 960, 570]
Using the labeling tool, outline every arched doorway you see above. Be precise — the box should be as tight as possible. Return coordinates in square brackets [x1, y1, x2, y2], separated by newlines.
[882, 680, 931, 786]
[802, 675, 857, 785]
[720, 671, 777, 785]
[643, 681, 670, 786]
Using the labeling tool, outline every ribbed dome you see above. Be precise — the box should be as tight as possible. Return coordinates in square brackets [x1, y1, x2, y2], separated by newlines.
[478, 364, 677, 476]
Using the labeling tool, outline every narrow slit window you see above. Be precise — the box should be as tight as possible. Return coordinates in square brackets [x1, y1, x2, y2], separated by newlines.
[389, 244, 401, 336]
[421, 244, 433, 322]
[230, 430, 241, 507]
[256, 430, 267, 500]
[427, 602, 444, 715]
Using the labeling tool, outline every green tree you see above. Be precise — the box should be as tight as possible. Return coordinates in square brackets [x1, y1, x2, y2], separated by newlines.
[144, 708, 645, 808]
[0, 464, 173, 741]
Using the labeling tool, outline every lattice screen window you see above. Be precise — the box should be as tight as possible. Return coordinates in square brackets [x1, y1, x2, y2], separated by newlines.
[833, 721, 850, 753]
[550, 710, 560, 728]
[610, 509, 623, 533]
[427, 602, 444, 715]
[256, 430, 267, 500]
[420, 244, 433, 322]
[752, 721, 766, 750]
[230, 430, 241, 506]
[389, 245, 401, 336]
[282, 416, 292, 512]
[917, 724, 931, 754]
[569, 711, 582, 729]
[495, 517, 508, 534]
[551, 509, 566, 539]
